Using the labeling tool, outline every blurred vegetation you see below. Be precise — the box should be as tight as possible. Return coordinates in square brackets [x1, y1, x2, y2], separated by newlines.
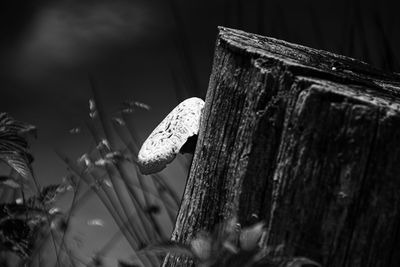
[0, 88, 182, 266]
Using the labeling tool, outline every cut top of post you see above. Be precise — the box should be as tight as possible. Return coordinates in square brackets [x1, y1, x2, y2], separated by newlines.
[218, 27, 400, 95]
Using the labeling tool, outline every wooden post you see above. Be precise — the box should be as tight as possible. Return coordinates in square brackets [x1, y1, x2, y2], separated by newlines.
[163, 27, 400, 267]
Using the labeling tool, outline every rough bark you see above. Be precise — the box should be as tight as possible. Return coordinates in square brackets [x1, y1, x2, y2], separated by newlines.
[163, 27, 400, 267]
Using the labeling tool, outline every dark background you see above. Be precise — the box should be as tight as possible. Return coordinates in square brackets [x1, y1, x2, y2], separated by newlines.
[1, 0, 399, 265]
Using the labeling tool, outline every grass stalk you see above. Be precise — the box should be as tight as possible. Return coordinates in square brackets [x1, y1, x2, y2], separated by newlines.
[53, 176, 83, 267]
[55, 151, 141, 252]
[111, 116, 174, 240]
[150, 178, 177, 225]
[28, 169, 63, 267]
[87, 81, 152, 245]
[85, 119, 152, 245]
[86, 82, 166, 267]
[152, 174, 180, 208]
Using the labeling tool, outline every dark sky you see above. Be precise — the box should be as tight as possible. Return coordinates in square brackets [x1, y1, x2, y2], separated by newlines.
[1, 0, 399, 265]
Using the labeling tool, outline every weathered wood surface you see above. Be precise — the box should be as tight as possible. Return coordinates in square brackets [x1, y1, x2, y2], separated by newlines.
[163, 27, 400, 266]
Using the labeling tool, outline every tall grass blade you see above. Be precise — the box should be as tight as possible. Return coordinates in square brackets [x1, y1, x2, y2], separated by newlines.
[85, 121, 150, 245]
[55, 150, 141, 252]
[87, 77, 153, 243]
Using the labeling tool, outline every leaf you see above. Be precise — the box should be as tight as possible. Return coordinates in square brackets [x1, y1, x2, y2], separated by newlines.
[48, 207, 60, 215]
[0, 218, 33, 259]
[77, 153, 94, 172]
[96, 139, 111, 151]
[105, 151, 125, 161]
[89, 99, 97, 118]
[18, 124, 37, 139]
[36, 184, 66, 206]
[0, 175, 20, 188]
[103, 179, 113, 188]
[50, 214, 68, 232]
[0, 203, 45, 220]
[94, 158, 113, 167]
[112, 117, 125, 126]
[120, 100, 151, 113]
[25, 183, 67, 209]
[0, 113, 35, 135]
[239, 222, 265, 251]
[62, 174, 79, 191]
[285, 257, 321, 267]
[0, 152, 31, 179]
[69, 127, 81, 134]
[0, 113, 35, 179]
[94, 151, 128, 167]
[211, 249, 259, 267]
[222, 240, 239, 254]
[87, 219, 105, 227]
[121, 108, 134, 114]
[191, 232, 213, 261]
[133, 101, 151, 111]
[140, 240, 193, 257]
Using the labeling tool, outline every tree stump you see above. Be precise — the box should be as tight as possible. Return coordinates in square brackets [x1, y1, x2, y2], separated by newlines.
[163, 27, 400, 267]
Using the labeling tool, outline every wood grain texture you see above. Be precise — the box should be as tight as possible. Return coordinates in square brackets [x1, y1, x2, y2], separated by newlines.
[163, 27, 400, 267]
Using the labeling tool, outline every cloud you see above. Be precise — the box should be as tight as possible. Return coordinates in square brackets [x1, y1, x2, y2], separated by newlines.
[13, 1, 160, 78]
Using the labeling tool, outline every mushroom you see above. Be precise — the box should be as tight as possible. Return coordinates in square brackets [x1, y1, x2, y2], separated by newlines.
[138, 97, 205, 175]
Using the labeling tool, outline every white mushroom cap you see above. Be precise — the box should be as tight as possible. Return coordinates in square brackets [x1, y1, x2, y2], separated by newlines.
[138, 97, 205, 175]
